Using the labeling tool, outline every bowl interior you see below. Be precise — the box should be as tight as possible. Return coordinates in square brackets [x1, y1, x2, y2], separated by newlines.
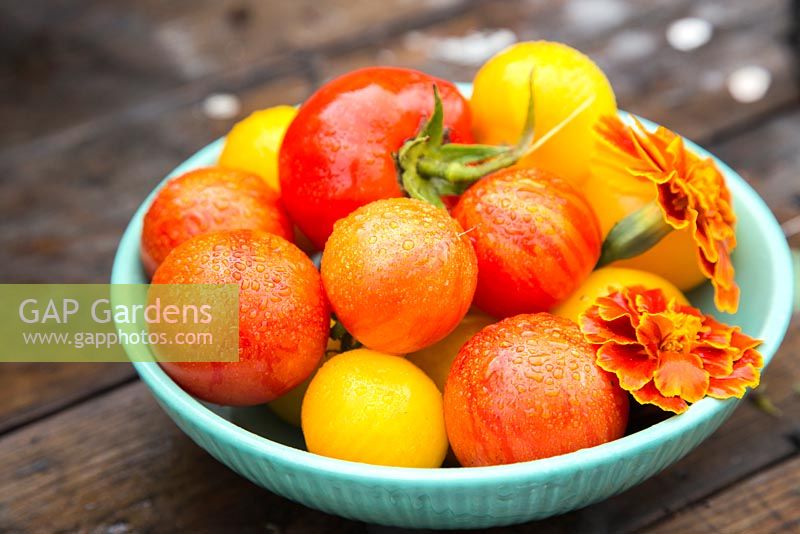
[111, 108, 794, 476]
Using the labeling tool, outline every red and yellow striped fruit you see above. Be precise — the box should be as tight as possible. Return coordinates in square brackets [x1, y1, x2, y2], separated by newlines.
[444, 313, 628, 466]
[452, 168, 602, 318]
[321, 198, 478, 354]
[152, 230, 329, 406]
[141, 167, 292, 276]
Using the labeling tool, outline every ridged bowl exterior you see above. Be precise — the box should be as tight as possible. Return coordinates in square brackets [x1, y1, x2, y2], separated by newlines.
[112, 96, 794, 528]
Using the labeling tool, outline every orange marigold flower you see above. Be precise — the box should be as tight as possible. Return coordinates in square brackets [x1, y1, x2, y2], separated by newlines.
[595, 115, 740, 313]
[579, 285, 763, 414]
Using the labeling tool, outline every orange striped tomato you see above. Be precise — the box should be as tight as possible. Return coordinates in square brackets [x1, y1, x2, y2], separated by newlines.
[452, 168, 601, 317]
[321, 198, 477, 354]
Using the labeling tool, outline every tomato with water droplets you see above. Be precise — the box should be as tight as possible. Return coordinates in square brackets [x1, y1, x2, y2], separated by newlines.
[280, 67, 472, 249]
[152, 229, 329, 406]
[444, 313, 628, 466]
[453, 168, 602, 318]
[321, 198, 477, 355]
[141, 167, 292, 276]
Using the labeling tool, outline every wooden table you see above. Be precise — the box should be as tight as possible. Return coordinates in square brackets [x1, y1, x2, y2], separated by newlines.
[1, 1, 799, 532]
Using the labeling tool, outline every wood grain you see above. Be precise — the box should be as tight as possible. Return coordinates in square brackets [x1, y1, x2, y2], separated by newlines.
[647, 454, 800, 533]
[713, 108, 800, 226]
[0, 382, 364, 533]
[0, 74, 311, 434]
[0, 363, 134, 435]
[0, 0, 479, 147]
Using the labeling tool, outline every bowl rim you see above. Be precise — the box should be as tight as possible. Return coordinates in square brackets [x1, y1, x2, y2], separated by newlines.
[111, 108, 795, 486]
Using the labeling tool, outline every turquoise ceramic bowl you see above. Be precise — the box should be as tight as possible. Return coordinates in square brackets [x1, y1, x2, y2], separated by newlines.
[111, 89, 794, 528]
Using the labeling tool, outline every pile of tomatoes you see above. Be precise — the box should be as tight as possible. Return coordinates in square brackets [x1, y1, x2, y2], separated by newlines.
[141, 41, 695, 468]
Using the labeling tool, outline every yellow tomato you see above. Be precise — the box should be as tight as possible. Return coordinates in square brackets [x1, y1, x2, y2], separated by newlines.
[553, 266, 689, 324]
[301, 349, 447, 468]
[470, 41, 617, 186]
[268, 337, 339, 427]
[407, 312, 495, 391]
[584, 176, 707, 291]
[218, 105, 297, 192]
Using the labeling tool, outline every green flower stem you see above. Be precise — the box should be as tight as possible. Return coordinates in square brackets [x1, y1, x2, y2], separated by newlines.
[596, 201, 674, 268]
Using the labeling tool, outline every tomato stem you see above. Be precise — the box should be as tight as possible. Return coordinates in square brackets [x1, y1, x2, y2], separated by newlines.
[596, 201, 673, 268]
[397, 69, 596, 205]
[398, 70, 595, 206]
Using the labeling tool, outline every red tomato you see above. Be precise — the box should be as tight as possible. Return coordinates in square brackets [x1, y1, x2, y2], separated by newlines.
[152, 230, 329, 406]
[321, 198, 477, 354]
[452, 168, 602, 317]
[444, 313, 628, 466]
[141, 167, 292, 276]
[280, 67, 473, 249]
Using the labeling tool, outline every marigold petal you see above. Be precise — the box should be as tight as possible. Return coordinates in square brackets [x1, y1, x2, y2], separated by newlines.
[689, 211, 718, 263]
[696, 346, 735, 378]
[656, 179, 691, 230]
[595, 292, 633, 322]
[632, 287, 669, 314]
[596, 343, 656, 391]
[706, 348, 762, 399]
[594, 124, 647, 180]
[665, 135, 688, 175]
[697, 314, 735, 348]
[730, 330, 762, 355]
[630, 117, 673, 172]
[742, 347, 765, 369]
[596, 115, 638, 158]
[631, 381, 689, 414]
[708, 242, 740, 314]
[674, 301, 704, 317]
[580, 305, 637, 345]
[581, 286, 762, 413]
[634, 313, 670, 356]
[653, 351, 709, 403]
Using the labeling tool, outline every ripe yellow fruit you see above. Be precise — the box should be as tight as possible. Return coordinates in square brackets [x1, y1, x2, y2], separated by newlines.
[219, 105, 297, 192]
[268, 338, 339, 427]
[470, 41, 616, 186]
[407, 312, 495, 391]
[553, 266, 689, 324]
[301, 349, 448, 468]
[267, 378, 308, 428]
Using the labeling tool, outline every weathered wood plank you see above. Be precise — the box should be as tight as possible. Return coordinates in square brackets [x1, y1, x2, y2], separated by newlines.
[646, 454, 800, 533]
[0, 381, 365, 533]
[0, 75, 311, 435]
[0, 363, 134, 435]
[2, 0, 791, 285]
[0, 0, 479, 147]
[713, 110, 800, 228]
